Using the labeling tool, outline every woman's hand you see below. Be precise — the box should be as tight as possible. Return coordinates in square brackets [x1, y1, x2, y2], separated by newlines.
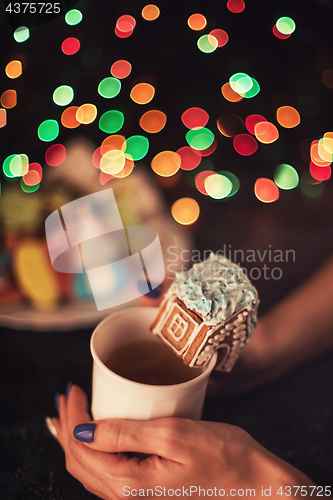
[50, 385, 314, 500]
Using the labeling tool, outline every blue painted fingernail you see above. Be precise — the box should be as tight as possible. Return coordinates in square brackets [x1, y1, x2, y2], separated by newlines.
[66, 381, 73, 398]
[54, 393, 60, 412]
[146, 285, 162, 299]
[73, 423, 96, 443]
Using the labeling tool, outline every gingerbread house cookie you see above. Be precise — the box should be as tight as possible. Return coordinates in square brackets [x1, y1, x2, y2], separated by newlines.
[151, 253, 259, 372]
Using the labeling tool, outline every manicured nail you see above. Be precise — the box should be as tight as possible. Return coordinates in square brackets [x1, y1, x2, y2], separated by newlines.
[45, 417, 58, 439]
[138, 280, 162, 298]
[73, 423, 96, 443]
[66, 381, 73, 398]
[146, 285, 162, 299]
[54, 393, 60, 412]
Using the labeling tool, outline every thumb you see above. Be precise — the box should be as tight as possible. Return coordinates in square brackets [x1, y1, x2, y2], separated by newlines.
[73, 417, 187, 461]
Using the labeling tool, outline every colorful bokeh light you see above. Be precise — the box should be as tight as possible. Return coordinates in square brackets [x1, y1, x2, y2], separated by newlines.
[195, 170, 215, 195]
[98, 77, 121, 99]
[197, 34, 218, 53]
[188, 13, 207, 31]
[274, 164, 299, 190]
[309, 161, 331, 181]
[245, 114, 267, 135]
[142, 4, 160, 21]
[217, 114, 244, 137]
[76, 104, 97, 125]
[139, 110, 166, 133]
[254, 178, 279, 203]
[0, 108, 6, 128]
[13, 26, 29, 42]
[254, 121, 279, 144]
[111, 60, 132, 79]
[181, 107, 209, 129]
[227, 0, 245, 13]
[123, 135, 149, 161]
[171, 198, 200, 225]
[65, 9, 83, 26]
[45, 144, 67, 167]
[186, 127, 215, 150]
[205, 173, 233, 199]
[61, 106, 80, 129]
[99, 110, 124, 133]
[233, 134, 258, 155]
[37, 119, 59, 142]
[177, 146, 201, 171]
[276, 106, 300, 128]
[276, 16, 296, 35]
[1, 90, 17, 109]
[151, 151, 181, 176]
[219, 170, 241, 197]
[5, 60, 22, 78]
[272, 24, 291, 39]
[61, 37, 80, 55]
[221, 82, 244, 103]
[209, 29, 229, 47]
[130, 83, 155, 104]
[53, 85, 74, 106]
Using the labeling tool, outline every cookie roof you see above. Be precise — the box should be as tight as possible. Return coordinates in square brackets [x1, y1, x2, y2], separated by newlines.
[171, 252, 258, 325]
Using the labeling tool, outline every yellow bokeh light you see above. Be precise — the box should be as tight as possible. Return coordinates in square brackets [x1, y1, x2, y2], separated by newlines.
[151, 151, 181, 177]
[5, 60, 22, 79]
[100, 149, 126, 175]
[171, 197, 200, 225]
[76, 103, 97, 124]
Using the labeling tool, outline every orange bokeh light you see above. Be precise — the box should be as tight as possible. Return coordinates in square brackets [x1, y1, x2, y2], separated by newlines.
[187, 13, 207, 31]
[254, 178, 279, 203]
[276, 106, 300, 128]
[1, 89, 17, 109]
[254, 121, 279, 144]
[139, 110, 166, 133]
[171, 198, 200, 225]
[130, 83, 155, 104]
[151, 151, 181, 177]
[61, 106, 80, 128]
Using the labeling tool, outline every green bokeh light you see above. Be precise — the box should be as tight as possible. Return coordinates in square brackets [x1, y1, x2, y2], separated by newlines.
[53, 85, 74, 106]
[3, 154, 17, 178]
[205, 174, 232, 199]
[37, 119, 59, 142]
[186, 127, 214, 150]
[65, 9, 83, 26]
[274, 164, 299, 190]
[98, 110, 124, 133]
[21, 178, 40, 193]
[230, 73, 253, 94]
[219, 170, 240, 197]
[276, 16, 296, 35]
[243, 78, 260, 98]
[197, 34, 218, 53]
[13, 26, 30, 42]
[10, 154, 29, 176]
[124, 135, 149, 161]
[98, 78, 121, 99]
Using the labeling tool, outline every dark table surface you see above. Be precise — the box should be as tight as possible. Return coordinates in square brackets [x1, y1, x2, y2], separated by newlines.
[2, 190, 333, 498]
[0, 323, 333, 499]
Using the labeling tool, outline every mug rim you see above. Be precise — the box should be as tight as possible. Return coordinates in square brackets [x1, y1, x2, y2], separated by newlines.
[90, 306, 217, 391]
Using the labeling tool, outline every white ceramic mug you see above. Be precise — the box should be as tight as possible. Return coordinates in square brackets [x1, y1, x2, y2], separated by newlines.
[90, 307, 217, 420]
